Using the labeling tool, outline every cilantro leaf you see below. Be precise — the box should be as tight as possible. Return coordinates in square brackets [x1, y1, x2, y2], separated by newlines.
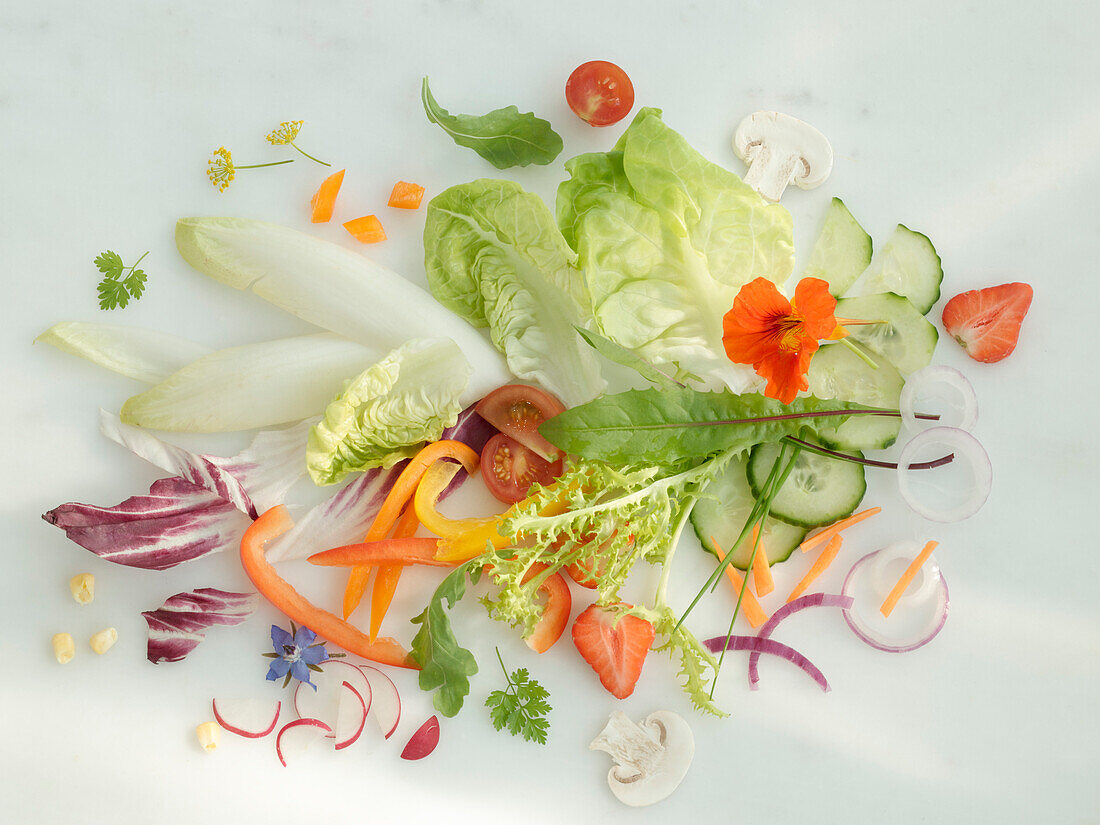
[484, 648, 551, 744]
[123, 268, 147, 299]
[94, 251, 150, 311]
[94, 250, 124, 278]
[97, 278, 130, 310]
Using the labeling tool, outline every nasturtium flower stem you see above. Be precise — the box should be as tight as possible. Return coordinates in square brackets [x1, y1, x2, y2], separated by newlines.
[838, 337, 879, 369]
[235, 159, 296, 169]
[290, 142, 331, 166]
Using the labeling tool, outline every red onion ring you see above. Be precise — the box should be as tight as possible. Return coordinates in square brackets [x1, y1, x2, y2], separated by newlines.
[897, 426, 991, 522]
[900, 365, 978, 433]
[743, 593, 854, 689]
[841, 547, 950, 653]
[703, 634, 831, 692]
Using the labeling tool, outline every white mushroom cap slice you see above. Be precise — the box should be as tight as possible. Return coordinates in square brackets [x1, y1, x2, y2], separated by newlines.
[589, 710, 695, 807]
[733, 111, 833, 202]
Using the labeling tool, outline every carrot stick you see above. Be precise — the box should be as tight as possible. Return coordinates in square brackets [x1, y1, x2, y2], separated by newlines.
[711, 537, 769, 629]
[787, 534, 843, 603]
[341, 440, 479, 619]
[800, 507, 882, 553]
[368, 505, 422, 641]
[880, 540, 939, 618]
[750, 525, 774, 597]
[309, 169, 345, 223]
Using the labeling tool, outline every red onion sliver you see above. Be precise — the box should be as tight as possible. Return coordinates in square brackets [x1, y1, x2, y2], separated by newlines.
[743, 593, 853, 689]
[842, 549, 950, 653]
[900, 365, 978, 433]
[703, 635, 831, 692]
[897, 426, 992, 522]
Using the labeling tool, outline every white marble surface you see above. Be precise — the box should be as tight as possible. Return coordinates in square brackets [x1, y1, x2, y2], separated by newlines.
[2, 1, 1098, 822]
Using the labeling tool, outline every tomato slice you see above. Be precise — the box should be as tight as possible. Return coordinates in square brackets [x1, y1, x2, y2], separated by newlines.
[480, 433, 563, 504]
[475, 384, 566, 462]
[565, 60, 635, 127]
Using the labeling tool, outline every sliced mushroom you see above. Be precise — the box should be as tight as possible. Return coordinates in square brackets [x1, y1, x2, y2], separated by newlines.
[733, 111, 833, 202]
[588, 710, 695, 807]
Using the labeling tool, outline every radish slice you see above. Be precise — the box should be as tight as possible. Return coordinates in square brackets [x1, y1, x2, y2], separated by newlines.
[741, 593, 854, 690]
[293, 659, 372, 736]
[702, 635, 832, 691]
[900, 365, 978, 433]
[276, 718, 332, 767]
[334, 681, 367, 751]
[897, 426, 992, 522]
[400, 715, 440, 760]
[359, 665, 401, 739]
[211, 698, 281, 738]
[842, 548, 950, 653]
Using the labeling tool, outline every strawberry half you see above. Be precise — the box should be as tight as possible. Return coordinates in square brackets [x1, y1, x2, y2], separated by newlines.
[941, 282, 1033, 363]
[571, 603, 655, 699]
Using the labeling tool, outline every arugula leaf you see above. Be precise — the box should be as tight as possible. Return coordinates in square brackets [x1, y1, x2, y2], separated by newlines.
[94, 251, 124, 278]
[485, 648, 551, 744]
[421, 77, 563, 169]
[95, 250, 150, 311]
[410, 560, 483, 717]
[573, 325, 683, 391]
[538, 387, 876, 465]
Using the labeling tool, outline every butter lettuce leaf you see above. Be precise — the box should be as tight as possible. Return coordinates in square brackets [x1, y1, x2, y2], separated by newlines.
[423, 179, 606, 407]
[557, 108, 795, 393]
[306, 338, 471, 486]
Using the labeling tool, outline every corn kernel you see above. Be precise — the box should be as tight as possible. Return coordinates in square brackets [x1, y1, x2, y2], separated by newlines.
[70, 573, 95, 605]
[89, 627, 118, 655]
[196, 721, 221, 752]
[52, 633, 75, 664]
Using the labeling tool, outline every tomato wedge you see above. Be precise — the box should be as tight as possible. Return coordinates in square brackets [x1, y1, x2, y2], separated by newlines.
[565, 61, 635, 127]
[481, 433, 563, 504]
[475, 384, 565, 461]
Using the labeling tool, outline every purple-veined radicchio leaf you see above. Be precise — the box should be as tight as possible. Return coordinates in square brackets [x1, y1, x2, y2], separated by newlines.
[142, 588, 257, 663]
[43, 477, 252, 570]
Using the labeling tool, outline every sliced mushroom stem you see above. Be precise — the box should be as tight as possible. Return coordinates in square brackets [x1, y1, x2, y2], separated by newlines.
[733, 111, 834, 202]
[589, 711, 664, 780]
[588, 710, 695, 807]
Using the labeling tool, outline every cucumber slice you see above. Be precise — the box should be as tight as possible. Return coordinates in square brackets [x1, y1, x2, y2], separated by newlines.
[747, 439, 866, 528]
[806, 343, 904, 450]
[804, 197, 873, 298]
[856, 225, 942, 314]
[692, 456, 807, 571]
[835, 293, 938, 375]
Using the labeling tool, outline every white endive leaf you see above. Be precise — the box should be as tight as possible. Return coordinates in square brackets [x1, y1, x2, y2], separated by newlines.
[120, 333, 377, 432]
[175, 216, 512, 402]
[35, 322, 212, 384]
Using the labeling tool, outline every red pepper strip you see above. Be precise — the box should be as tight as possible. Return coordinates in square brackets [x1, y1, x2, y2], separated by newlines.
[368, 504, 421, 642]
[310, 537, 448, 568]
[343, 440, 480, 619]
[241, 506, 416, 670]
[522, 563, 572, 654]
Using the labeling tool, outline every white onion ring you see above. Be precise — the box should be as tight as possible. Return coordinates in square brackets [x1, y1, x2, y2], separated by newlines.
[897, 426, 992, 522]
[842, 548, 950, 653]
[900, 365, 978, 433]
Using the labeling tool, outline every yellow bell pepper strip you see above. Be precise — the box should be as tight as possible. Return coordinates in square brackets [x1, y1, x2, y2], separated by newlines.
[415, 459, 501, 537]
[368, 504, 421, 642]
[240, 506, 416, 670]
[342, 440, 480, 619]
[311, 537, 449, 568]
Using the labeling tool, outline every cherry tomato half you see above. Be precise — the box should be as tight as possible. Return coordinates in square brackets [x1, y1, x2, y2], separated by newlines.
[475, 384, 566, 462]
[480, 433, 563, 505]
[565, 60, 635, 127]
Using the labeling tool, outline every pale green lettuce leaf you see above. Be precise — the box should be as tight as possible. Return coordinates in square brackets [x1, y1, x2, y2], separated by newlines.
[35, 322, 212, 385]
[307, 338, 471, 486]
[423, 179, 605, 407]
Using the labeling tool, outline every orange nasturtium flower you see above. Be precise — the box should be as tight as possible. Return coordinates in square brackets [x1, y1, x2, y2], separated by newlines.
[722, 277, 846, 404]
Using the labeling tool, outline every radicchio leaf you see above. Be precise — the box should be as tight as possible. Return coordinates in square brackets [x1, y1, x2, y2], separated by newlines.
[43, 477, 251, 570]
[142, 588, 257, 663]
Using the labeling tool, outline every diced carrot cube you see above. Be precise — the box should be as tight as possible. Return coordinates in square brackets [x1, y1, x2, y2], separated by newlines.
[388, 180, 426, 210]
[310, 169, 345, 223]
[343, 215, 387, 244]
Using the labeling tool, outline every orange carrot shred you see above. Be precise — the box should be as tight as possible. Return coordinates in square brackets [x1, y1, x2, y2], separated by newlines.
[367, 504, 421, 642]
[787, 534, 843, 603]
[388, 180, 426, 210]
[750, 524, 774, 597]
[310, 169, 345, 223]
[343, 215, 387, 244]
[880, 540, 939, 618]
[800, 507, 882, 553]
[711, 536, 769, 629]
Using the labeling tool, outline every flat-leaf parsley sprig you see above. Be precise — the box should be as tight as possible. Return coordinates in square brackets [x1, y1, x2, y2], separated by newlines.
[95, 250, 149, 310]
[206, 146, 294, 192]
[485, 647, 551, 744]
[265, 120, 331, 166]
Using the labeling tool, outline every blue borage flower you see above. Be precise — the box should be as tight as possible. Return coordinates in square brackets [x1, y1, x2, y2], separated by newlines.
[262, 622, 343, 690]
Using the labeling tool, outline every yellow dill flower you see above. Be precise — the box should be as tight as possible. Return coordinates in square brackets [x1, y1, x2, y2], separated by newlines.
[263, 120, 331, 166]
[204, 146, 295, 193]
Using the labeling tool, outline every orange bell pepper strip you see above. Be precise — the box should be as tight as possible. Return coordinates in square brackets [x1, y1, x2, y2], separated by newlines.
[343, 215, 387, 244]
[520, 563, 572, 654]
[310, 169, 345, 223]
[367, 504, 421, 642]
[388, 180, 426, 210]
[342, 440, 480, 619]
[240, 506, 416, 669]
